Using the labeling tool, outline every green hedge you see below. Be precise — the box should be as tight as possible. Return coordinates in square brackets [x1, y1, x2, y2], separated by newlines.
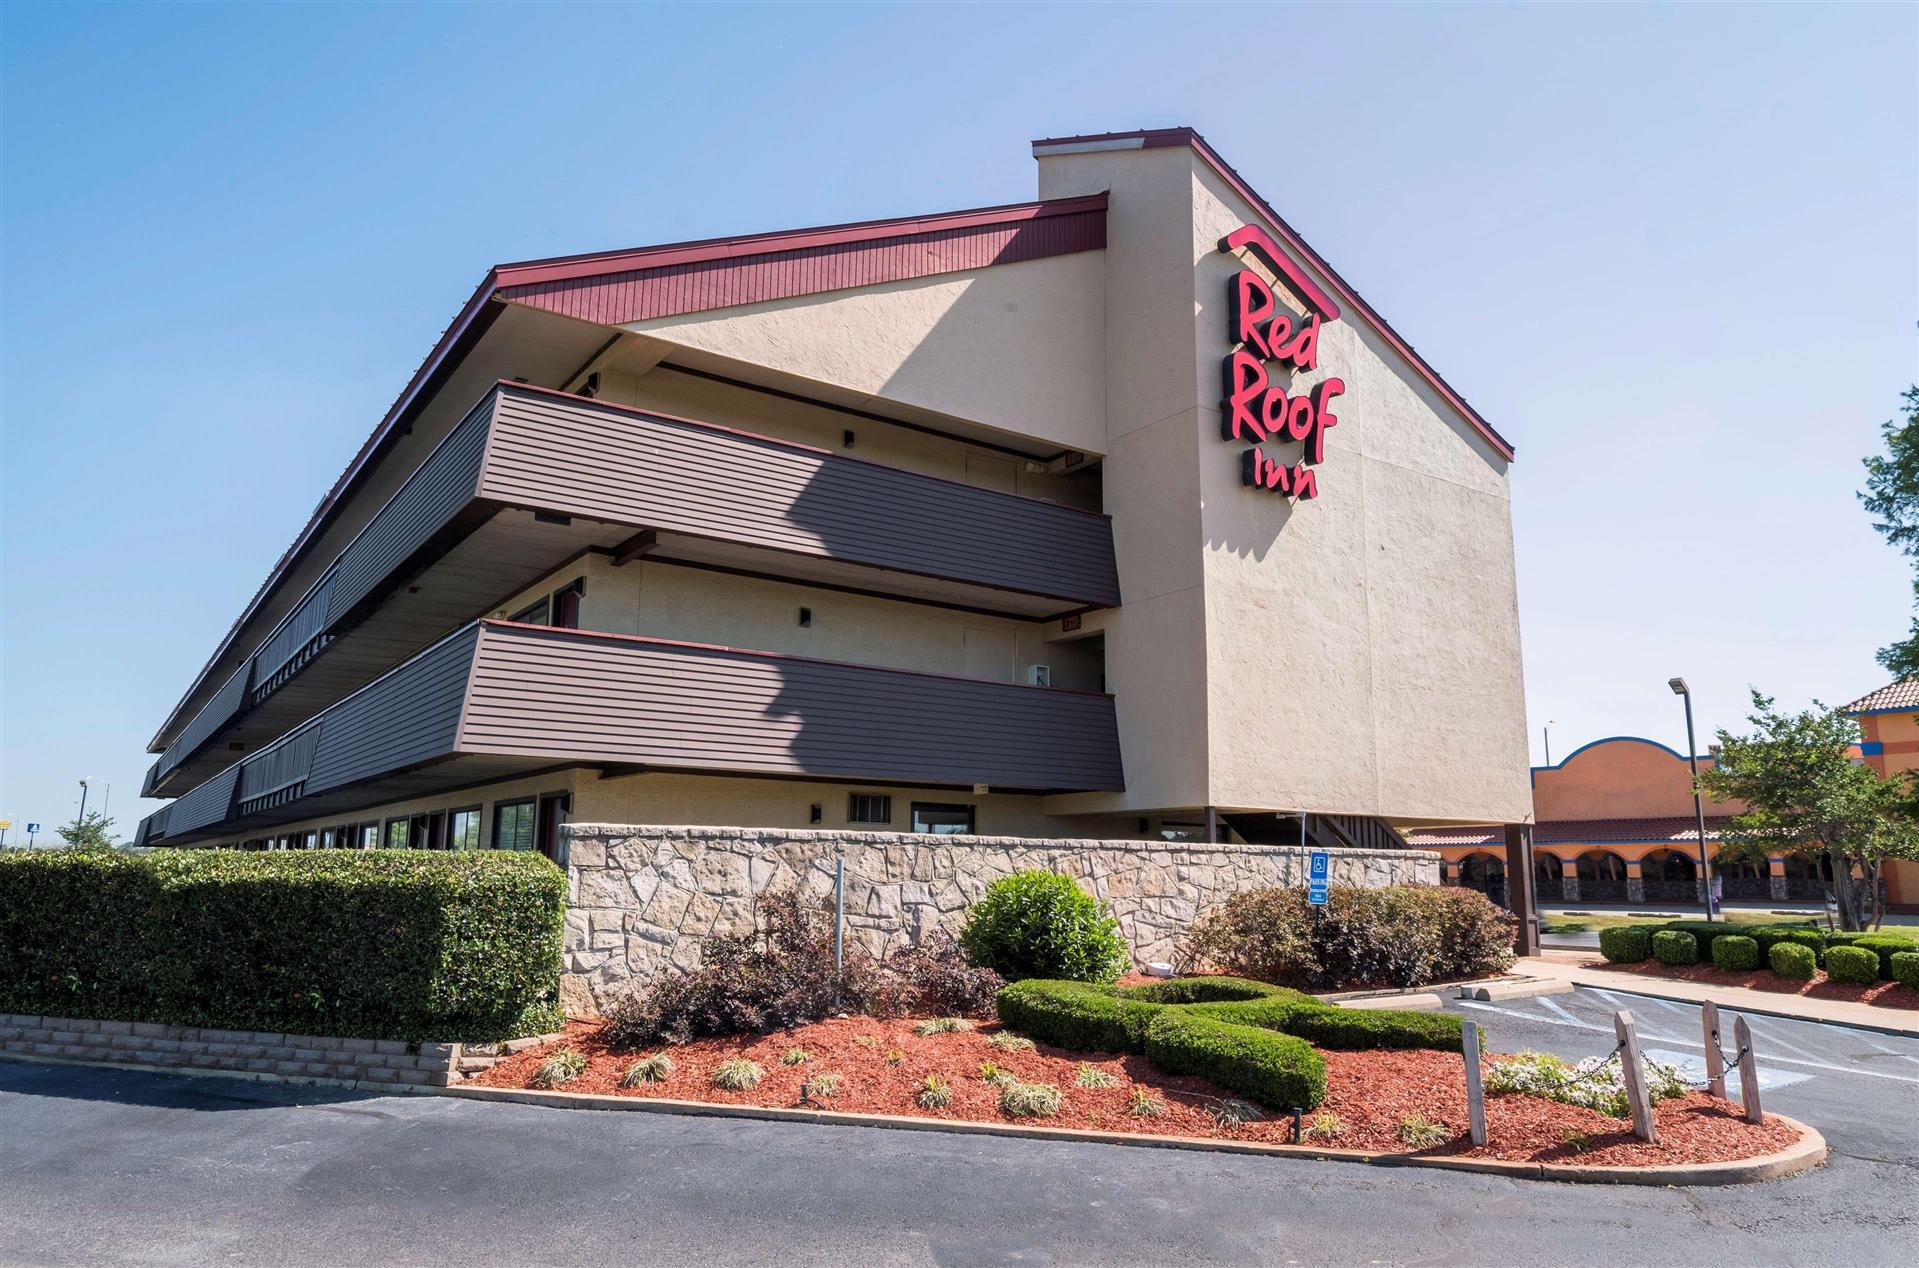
[993, 976, 1464, 1110]
[958, 870, 1129, 983]
[1891, 952, 1919, 991]
[1824, 945, 1879, 986]
[1768, 942, 1816, 982]
[1598, 926, 1651, 964]
[1144, 1010, 1325, 1110]
[1710, 935, 1760, 972]
[1753, 927, 1825, 963]
[1651, 930, 1698, 966]
[0, 848, 566, 1042]
[1830, 934, 1916, 979]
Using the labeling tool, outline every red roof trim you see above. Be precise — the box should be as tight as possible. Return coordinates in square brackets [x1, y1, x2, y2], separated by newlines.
[492, 193, 1108, 290]
[1033, 127, 1516, 461]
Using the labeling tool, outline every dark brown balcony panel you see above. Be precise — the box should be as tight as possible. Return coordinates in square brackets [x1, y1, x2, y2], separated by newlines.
[459, 622, 1124, 793]
[145, 383, 1119, 798]
[138, 621, 1122, 846]
[480, 385, 1120, 613]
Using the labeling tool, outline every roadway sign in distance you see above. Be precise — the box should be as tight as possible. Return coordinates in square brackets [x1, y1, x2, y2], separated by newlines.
[0, 819, 11, 830]
[1308, 848, 1330, 905]
[27, 822, 42, 834]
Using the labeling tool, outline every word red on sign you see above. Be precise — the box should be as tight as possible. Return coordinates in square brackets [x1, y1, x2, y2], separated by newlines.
[1218, 226, 1346, 500]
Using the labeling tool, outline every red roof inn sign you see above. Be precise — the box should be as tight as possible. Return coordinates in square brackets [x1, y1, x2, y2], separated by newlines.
[1219, 224, 1346, 500]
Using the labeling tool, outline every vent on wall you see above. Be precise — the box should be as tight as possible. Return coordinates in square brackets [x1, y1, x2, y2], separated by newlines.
[1026, 665, 1052, 688]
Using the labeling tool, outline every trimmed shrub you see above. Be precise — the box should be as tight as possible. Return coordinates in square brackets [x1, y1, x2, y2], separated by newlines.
[995, 979, 1160, 1053]
[1753, 927, 1826, 963]
[1144, 1010, 1326, 1110]
[1598, 926, 1652, 964]
[1710, 935, 1760, 973]
[0, 847, 565, 1042]
[959, 871, 1128, 983]
[1845, 934, 1917, 979]
[1657, 919, 1755, 960]
[1825, 945, 1879, 986]
[1768, 942, 1816, 982]
[1651, 930, 1698, 966]
[1891, 952, 1919, 991]
[1244, 1003, 1471, 1053]
[1181, 885, 1514, 990]
[885, 935, 1005, 1017]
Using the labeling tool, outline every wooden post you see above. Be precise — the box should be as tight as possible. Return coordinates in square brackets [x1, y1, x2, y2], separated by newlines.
[1504, 823, 1540, 957]
[1701, 1001, 1726, 1100]
[1613, 1010, 1657, 1143]
[1734, 1016, 1763, 1124]
[1461, 1020, 1487, 1146]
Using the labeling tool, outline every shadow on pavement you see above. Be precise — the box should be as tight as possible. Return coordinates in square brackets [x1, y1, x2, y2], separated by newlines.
[0, 1055, 390, 1113]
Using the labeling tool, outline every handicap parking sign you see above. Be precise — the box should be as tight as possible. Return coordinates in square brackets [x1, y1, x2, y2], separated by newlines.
[1308, 849, 1329, 905]
[26, 822, 40, 834]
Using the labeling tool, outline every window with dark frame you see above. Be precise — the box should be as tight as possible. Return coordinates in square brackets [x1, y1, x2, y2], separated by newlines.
[508, 596, 551, 626]
[493, 799, 537, 851]
[359, 823, 380, 849]
[384, 818, 411, 849]
[847, 794, 892, 825]
[507, 577, 585, 629]
[910, 802, 974, 835]
[449, 806, 482, 850]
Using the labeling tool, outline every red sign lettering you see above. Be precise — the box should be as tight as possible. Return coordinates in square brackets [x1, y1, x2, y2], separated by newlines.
[1218, 225, 1347, 501]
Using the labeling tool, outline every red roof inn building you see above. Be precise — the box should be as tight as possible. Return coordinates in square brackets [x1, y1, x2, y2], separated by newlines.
[134, 128, 1532, 871]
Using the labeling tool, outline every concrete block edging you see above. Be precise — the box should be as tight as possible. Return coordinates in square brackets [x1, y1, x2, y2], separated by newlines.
[438, 1083, 1829, 1187]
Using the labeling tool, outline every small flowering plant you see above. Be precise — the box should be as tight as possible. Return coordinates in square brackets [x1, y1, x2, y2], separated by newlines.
[1484, 1049, 1687, 1119]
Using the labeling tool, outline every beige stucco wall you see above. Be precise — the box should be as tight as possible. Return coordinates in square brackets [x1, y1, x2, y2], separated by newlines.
[618, 251, 1107, 457]
[489, 554, 1104, 691]
[1040, 143, 1531, 826]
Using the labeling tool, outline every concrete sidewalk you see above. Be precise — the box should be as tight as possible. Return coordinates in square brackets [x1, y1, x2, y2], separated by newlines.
[1511, 954, 1919, 1037]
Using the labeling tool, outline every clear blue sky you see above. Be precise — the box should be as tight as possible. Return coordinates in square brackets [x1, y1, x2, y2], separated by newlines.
[2, 2, 1913, 837]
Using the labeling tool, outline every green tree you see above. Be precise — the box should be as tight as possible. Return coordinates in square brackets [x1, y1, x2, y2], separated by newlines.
[1860, 385, 1919, 677]
[1698, 691, 1919, 930]
[55, 810, 117, 851]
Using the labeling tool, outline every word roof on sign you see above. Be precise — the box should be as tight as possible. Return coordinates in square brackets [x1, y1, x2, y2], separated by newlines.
[1217, 224, 1346, 502]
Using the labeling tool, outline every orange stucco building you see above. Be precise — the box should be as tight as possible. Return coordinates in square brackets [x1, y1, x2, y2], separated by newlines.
[1406, 736, 1830, 906]
[1847, 679, 1919, 913]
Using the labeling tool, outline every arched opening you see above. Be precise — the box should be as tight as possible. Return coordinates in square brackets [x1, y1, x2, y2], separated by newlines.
[1575, 850, 1629, 903]
[1712, 851, 1770, 901]
[1780, 854, 1831, 902]
[1533, 853, 1564, 903]
[1641, 849, 1699, 903]
[1456, 852, 1508, 907]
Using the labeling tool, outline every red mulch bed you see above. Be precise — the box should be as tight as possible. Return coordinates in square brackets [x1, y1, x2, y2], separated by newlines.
[1593, 957, 1919, 1011]
[470, 1015, 1803, 1168]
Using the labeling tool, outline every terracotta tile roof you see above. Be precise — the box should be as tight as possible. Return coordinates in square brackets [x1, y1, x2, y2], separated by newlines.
[1406, 816, 1736, 849]
[1846, 679, 1919, 713]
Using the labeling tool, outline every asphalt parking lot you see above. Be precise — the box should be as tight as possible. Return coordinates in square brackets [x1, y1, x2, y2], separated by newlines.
[2, 991, 1914, 1267]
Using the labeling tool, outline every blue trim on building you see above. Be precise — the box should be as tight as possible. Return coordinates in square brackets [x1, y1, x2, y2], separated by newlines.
[1851, 706, 1914, 718]
[1859, 740, 1885, 756]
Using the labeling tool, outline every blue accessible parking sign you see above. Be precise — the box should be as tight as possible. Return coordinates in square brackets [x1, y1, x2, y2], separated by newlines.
[1308, 849, 1329, 905]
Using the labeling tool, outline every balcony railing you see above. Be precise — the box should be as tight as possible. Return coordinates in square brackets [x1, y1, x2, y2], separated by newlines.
[145, 383, 1119, 799]
[139, 621, 1123, 846]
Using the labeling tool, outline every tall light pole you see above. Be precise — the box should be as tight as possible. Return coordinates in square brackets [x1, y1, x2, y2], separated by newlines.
[1543, 720, 1556, 766]
[1668, 680, 1715, 922]
[77, 777, 94, 825]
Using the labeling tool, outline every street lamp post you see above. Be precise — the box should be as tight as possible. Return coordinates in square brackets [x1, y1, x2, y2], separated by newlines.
[1543, 720, 1556, 766]
[77, 777, 93, 825]
[1667, 680, 1715, 922]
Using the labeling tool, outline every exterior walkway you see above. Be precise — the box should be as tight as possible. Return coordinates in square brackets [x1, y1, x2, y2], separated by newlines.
[1512, 954, 1919, 1038]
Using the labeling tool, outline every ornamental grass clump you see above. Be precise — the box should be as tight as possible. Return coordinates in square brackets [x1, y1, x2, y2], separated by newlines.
[1209, 1097, 1261, 1129]
[1073, 1062, 1120, 1089]
[780, 1048, 809, 1065]
[1126, 1086, 1166, 1117]
[529, 1046, 587, 1090]
[959, 871, 1129, 983]
[916, 1074, 954, 1109]
[1484, 1049, 1686, 1119]
[804, 1071, 842, 1098]
[999, 1081, 1063, 1118]
[985, 1031, 1035, 1053]
[620, 1052, 675, 1086]
[1304, 1111, 1344, 1141]
[712, 1056, 764, 1090]
[1395, 1114, 1450, 1148]
[913, 1017, 972, 1037]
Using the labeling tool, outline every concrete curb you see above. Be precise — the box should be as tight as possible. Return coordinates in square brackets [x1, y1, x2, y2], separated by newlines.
[0, 1049, 442, 1097]
[1512, 967, 1919, 1039]
[438, 1082, 1828, 1186]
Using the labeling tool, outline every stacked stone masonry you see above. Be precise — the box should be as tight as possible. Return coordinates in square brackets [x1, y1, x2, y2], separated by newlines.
[0, 1014, 502, 1087]
[562, 824, 1440, 1007]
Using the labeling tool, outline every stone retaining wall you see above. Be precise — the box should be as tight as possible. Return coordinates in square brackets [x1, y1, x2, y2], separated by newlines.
[562, 824, 1439, 1007]
[0, 1014, 560, 1087]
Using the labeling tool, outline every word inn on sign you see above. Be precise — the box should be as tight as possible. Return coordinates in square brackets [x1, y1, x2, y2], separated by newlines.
[1218, 224, 1347, 500]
